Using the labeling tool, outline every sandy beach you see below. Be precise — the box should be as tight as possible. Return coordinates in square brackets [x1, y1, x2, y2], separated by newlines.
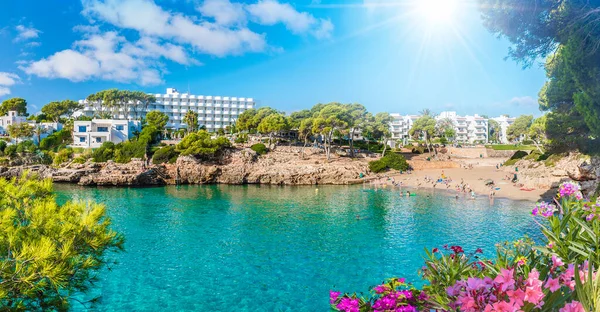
[368, 157, 549, 202]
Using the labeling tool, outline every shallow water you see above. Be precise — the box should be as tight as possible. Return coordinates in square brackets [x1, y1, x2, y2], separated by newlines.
[54, 184, 540, 311]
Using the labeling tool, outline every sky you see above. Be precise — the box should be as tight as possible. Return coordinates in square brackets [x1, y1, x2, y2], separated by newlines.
[0, 0, 547, 117]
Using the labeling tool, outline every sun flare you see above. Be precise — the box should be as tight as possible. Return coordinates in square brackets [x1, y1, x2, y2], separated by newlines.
[414, 0, 460, 26]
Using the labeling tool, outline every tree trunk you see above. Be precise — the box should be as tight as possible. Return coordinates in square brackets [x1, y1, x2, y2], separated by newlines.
[382, 138, 388, 157]
[349, 129, 355, 158]
[424, 131, 431, 154]
[533, 140, 544, 154]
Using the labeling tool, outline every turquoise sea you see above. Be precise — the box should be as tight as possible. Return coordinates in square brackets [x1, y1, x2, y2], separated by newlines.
[54, 184, 540, 311]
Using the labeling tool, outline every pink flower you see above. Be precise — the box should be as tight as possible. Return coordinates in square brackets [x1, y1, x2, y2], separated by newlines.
[544, 277, 561, 292]
[507, 288, 525, 308]
[374, 285, 389, 294]
[337, 297, 359, 312]
[492, 301, 515, 312]
[330, 290, 341, 304]
[559, 181, 581, 198]
[560, 301, 585, 312]
[552, 254, 564, 268]
[494, 268, 515, 292]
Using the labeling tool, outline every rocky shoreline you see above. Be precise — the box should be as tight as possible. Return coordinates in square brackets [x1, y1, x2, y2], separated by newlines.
[0, 147, 371, 187]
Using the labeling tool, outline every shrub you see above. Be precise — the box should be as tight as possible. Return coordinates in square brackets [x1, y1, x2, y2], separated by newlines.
[368, 160, 386, 173]
[15, 140, 37, 154]
[4, 145, 16, 157]
[40, 129, 72, 151]
[504, 150, 528, 166]
[53, 148, 74, 165]
[250, 143, 267, 155]
[0, 140, 6, 153]
[235, 133, 248, 144]
[411, 147, 425, 154]
[92, 142, 116, 162]
[176, 130, 232, 159]
[152, 146, 179, 164]
[369, 153, 409, 173]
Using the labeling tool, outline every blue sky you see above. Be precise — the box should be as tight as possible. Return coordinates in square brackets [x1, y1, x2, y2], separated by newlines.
[0, 0, 546, 117]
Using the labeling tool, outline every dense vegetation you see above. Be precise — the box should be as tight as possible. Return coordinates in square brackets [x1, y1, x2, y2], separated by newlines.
[0, 174, 123, 311]
[368, 153, 410, 173]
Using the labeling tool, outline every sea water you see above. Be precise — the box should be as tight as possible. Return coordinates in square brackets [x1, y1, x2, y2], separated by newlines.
[54, 184, 540, 311]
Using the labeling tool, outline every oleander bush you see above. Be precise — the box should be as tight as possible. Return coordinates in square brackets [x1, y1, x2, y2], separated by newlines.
[331, 182, 600, 312]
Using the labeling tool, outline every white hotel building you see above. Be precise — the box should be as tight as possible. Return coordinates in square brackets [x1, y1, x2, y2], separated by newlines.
[76, 88, 256, 131]
[490, 115, 516, 144]
[436, 111, 489, 144]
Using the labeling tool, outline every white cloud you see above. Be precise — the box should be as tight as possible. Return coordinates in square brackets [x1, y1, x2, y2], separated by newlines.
[509, 96, 537, 107]
[246, 0, 333, 38]
[0, 72, 21, 97]
[20, 32, 187, 85]
[73, 24, 101, 33]
[82, 0, 266, 56]
[15, 25, 41, 42]
[197, 0, 246, 26]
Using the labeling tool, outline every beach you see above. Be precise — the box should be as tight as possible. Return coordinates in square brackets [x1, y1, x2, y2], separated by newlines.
[370, 157, 548, 202]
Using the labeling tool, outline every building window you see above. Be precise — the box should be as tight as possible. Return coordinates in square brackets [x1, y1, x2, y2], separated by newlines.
[78, 126, 87, 132]
[98, 127, 109, 132]
[79, 137, 85, 143]
[95, 137, 102, 143]
[116, 125, 124, 131]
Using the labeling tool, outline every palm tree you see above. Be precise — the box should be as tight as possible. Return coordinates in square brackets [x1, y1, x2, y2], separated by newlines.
[33, 125, 47, 146]
[419, 109, 435, 117]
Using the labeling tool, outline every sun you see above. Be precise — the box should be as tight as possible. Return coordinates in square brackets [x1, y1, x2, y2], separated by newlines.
[413, 0, 460, 27]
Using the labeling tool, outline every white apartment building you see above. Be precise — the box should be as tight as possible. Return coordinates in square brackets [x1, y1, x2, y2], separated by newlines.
[0, 111, 28, 135]
[0, 111, 62, 143]
[436, 111, 488, 144]
[389, 114, 420, 147]
[72, 119, 141, 148]
[490, 115, 516, 143]
[76, 88, 256, 132]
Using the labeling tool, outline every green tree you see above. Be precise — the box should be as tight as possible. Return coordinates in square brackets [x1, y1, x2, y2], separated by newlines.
[33, 125, 47, 146]
[506, 115, 533, 142]
[236, 108, 256, 132]
[0, 98, 28, 116]
[480, 0, 600, 142]
[409, 115, 437, 153]
[7, 122, 34, 143]
[436, 118, 455, 142]
[311, 103, 349, 161]
[488, 119, 501, 143]
[288, 110, 312, 130]
[345, 104, 368, 158]
[183, 110, 199, 133]
[0, 173, 123, 311]
[529, 115, 547, 153]
[86, 89, 156, 120]
[298, 117, 314, 159]
[145, 110, 169, 133]
[257, 113, 289, 148]
[41, 100, 82, 122]
[366, 112, 394, 156]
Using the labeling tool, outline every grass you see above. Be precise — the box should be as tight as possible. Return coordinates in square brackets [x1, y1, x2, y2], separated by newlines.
[485, 144, 537, 151]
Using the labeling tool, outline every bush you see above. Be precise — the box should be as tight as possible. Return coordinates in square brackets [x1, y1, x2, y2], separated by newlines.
[53, 148, 74, 165]
[40, 129, 72, 151]
[368, 160, 387, 173]
[4, 145, 16, 157]
[152, 146, 179, 164]
[15, 140, 37, 154]
[369, 153, 410, 173]
[504, 150, 528, 166]
[0, 140, 6, 153]
[176, 130, 232, 159]
[250, 143, 267, 155]
[235, 133, 248, 144]
[92, 142, 116, 162]
[411, 146, 425, 154]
